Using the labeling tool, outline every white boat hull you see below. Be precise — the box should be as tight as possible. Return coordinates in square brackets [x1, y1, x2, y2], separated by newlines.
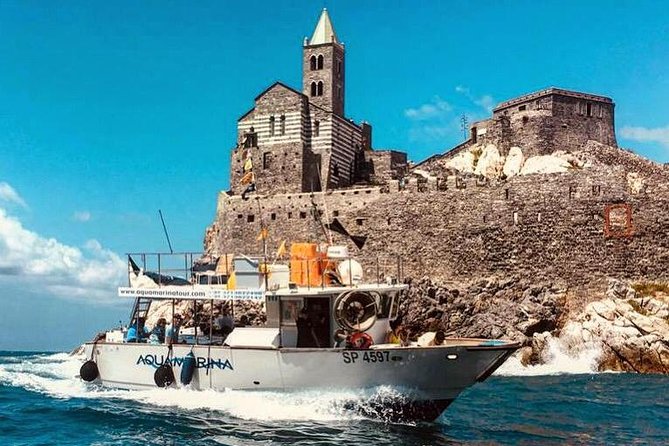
[83, 340, 517, 421]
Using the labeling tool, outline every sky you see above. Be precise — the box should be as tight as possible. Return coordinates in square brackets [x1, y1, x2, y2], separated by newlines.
[1, 0, 668, 351]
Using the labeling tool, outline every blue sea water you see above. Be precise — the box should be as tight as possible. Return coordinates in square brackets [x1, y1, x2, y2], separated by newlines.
[0, 351, 667, 445]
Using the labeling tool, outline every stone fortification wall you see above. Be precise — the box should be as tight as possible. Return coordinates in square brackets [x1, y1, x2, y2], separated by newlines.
[207, 166, 669, 287]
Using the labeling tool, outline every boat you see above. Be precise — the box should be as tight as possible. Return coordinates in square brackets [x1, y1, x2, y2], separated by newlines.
[81, 245, 519, 422]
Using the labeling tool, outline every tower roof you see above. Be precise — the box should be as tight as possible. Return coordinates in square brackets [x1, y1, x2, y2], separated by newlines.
[308, 8, 339, 45]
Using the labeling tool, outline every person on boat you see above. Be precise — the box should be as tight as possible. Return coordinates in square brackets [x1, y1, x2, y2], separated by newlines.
[166, 314, 183, 344]
[334, 328, 351, 348]
[126, 317, 148, 343]
[428, 330, 446, 346]
[236, 315, 249, 327]
[385, 319, 405, 345]
[314, 313, 329, 348]
[215, 306, 235, 339]
[295, 308, 318, 348]
[150, 318, 167, 344]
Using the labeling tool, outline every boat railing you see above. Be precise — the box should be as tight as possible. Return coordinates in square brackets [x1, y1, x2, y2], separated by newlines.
[125, 252, 405, 289]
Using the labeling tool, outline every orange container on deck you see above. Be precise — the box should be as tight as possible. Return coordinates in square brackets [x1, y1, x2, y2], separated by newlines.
[289, 243, 324, 286]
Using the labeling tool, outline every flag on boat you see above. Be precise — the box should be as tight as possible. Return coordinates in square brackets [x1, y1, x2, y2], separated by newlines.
[243, 157, 253, 172]
[240, 171, 255, 185]
[276, 240, 287, 257]
[257, 227, 269, 241]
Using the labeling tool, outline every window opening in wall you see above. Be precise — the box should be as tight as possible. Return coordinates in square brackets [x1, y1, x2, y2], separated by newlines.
[522, 116, 529, 124]
[332, 210, 339, 217]
[271, 213, 276, 221]
[387, 217, 392, 225]
[269, 116, 275, 136]
[247, 215, 255, 223]
[244, 127, 257, 147]
[332, 162, 339, 177]
[317, 81, 323, 96]
[505, 188, 510, 200]
[263, 152, 272, 169]
[337, 86, 341, 99]
[237, 214, 243, 219]
[586, 103, 592, 117]
[310, 55, 317, 71]
[299, 211, 307, 219]
[280, 115, 286, 135]
[317, 54, 324, 70]
[310, 82, 317, 97]
[592, 185, 601, 196]
[518, 105, 526, 111]
[314, 120, 320, 137]
[356, 218, 364, 226]
[337, 60, 342, 75]
[287, 212, 292, 219]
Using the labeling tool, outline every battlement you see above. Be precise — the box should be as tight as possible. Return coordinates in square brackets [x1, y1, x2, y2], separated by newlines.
[494, 87, 613, 112]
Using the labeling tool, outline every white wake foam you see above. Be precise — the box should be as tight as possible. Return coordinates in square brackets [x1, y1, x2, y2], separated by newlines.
[495, 337, 602, 376]
[0, 352, 400, 422]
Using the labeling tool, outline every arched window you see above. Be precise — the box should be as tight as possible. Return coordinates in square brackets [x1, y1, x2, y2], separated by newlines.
[280, 115, 286, 135]
[317, 55, 324, 70]
[314, 120, 320, 137]
[269, 116, 275, 136]
[310, 82, 317, 97]
[310, 55, 317, 71]
[317, 81, 323, 96]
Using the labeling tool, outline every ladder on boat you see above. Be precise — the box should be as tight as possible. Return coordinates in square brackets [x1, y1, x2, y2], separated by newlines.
[129, 297, 152, 325]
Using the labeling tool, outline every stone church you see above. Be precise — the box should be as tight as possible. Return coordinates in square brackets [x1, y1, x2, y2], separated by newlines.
[230, 9, 377, 196]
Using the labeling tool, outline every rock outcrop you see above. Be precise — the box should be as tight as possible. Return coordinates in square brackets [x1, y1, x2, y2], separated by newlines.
[395, 277, 668, 374]
[557, 280, 669, 374]
[398, 276, 565, 344]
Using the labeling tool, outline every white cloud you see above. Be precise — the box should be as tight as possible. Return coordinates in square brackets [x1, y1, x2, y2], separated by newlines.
[0, 205, 126, 303]
[475, 95, 495, 114]
[620, 125, 669, 148]
[455, 85, 496, 113]
[0, 182, 28, 209]
[73, 210, 92, 222]
[404, 96, 452, 120]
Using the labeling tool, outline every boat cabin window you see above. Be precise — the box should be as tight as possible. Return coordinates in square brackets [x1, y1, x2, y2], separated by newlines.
[280, 298, 304, 326]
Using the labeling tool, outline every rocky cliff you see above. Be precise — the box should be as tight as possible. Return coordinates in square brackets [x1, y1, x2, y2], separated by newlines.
[399, 276, 668, 374]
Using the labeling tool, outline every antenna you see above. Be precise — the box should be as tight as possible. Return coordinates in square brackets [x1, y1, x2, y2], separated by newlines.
[158, 209, 174, 254]
[460, 113, 469, 141]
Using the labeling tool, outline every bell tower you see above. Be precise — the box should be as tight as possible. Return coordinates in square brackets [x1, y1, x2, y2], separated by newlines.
[303, 9, 345, 116]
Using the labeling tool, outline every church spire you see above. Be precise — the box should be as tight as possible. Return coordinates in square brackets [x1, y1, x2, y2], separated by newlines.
[308, 8, 339, 45]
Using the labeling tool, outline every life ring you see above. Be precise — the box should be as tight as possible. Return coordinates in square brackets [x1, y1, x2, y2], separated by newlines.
[349, 332, 373, 349]
[79, 360, 99, 382]
[334, 291, 378, 332]
[154, 364, 175, 388]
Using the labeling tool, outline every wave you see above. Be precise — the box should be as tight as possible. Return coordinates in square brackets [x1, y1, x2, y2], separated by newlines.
[494, 337, 602, 376]
[0, 352, 412, 423]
